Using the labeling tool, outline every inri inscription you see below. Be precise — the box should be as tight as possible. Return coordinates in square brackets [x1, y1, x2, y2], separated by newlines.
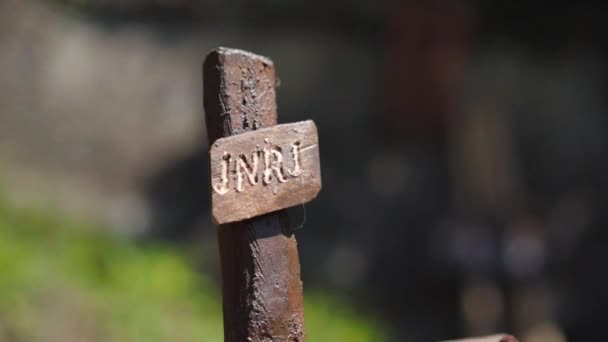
[209, 120, 321, 224]
[212, 140, 302, 194]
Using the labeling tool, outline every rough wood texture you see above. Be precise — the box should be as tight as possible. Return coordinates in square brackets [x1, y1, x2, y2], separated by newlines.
[204, 47, 306, 341]
[210, 120, 321, 224]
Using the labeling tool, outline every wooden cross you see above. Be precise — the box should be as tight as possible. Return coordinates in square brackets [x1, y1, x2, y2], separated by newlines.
[203, 47, 321, 341]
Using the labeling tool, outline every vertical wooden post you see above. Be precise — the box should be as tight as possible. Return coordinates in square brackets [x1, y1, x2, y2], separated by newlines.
[203, 48, 306, 341]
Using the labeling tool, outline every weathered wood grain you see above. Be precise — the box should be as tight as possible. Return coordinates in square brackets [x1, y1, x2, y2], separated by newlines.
[204, 47, 307, 342]
[210, 120, 321, 224]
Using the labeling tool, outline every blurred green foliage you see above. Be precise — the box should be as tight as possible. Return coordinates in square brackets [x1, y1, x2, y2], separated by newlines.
[0, 192, 386, 341]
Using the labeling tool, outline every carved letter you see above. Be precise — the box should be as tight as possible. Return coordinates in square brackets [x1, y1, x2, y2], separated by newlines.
[236, 152, 259, 192]
[263, 147, 287, 184]
[212, 152, 230, 195]
[287, 141, 302, 177]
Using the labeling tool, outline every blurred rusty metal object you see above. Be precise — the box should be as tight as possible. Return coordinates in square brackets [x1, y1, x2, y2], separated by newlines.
[444, 334, 517, 342]
[204, 47, 306, 341]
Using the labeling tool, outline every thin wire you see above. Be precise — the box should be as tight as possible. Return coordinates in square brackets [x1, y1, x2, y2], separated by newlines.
[291, 203, 307, 231]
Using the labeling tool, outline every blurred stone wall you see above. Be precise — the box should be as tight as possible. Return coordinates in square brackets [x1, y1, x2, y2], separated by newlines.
[0, 1, 204, 232]
[0, 0, 379, 234]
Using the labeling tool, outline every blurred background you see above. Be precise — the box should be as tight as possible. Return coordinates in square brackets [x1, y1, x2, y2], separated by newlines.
[1, 0, 607, 341]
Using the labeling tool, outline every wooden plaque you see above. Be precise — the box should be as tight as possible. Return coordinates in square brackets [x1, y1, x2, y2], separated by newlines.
[210, 120, 321, 224]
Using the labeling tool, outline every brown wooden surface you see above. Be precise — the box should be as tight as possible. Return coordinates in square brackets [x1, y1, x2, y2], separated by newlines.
[210, 120, 321, 224]
[204, 47, 306, 341]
